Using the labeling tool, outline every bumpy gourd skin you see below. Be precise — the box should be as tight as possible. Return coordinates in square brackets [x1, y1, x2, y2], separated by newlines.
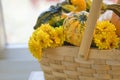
[63, 11, 89, 46]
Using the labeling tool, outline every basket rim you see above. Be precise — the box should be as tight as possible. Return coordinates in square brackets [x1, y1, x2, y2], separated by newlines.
[43, 46, 120, 60]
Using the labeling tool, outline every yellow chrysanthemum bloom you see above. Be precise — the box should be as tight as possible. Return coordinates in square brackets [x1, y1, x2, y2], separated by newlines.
[40, 24, 55, 35]
[32, 28, 53, 48]
[39, 24, 64, 47]
[94, 32, 119, 49]
[96, 21, 116, 32]
[49, 26, 65, 47]
[28, 24, 65, 60]
[94, 21, 120, 49]
[28, 29, 52, 60]
[28, 37, 42, 60]
[55, 26, 65, 46]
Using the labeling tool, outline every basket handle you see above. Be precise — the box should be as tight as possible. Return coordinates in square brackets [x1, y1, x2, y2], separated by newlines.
[78, 0, 103, 60]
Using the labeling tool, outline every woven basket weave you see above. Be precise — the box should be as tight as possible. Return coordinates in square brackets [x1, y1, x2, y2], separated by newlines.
[39, 0, 120, 80]
[40, 46, 120, 80]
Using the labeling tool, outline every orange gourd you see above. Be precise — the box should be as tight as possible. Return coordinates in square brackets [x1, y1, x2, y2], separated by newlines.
[110, 0, 120, 37]
[111, 13, 120, 37]
[71, 0, 86, 12]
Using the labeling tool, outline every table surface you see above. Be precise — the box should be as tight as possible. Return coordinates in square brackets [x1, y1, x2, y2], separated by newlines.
[28, 71, 44, 80]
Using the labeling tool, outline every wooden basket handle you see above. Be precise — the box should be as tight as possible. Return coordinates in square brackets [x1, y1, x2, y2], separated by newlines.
[78, 0, 103, 60]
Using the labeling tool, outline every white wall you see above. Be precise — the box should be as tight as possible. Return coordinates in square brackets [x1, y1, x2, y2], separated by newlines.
[0, 0, 5, 52]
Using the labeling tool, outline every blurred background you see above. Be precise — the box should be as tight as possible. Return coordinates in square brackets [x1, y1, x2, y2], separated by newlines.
[0, 0, 118, 80]
[0, 0, 63, 80]
[1, 0, 117, 45]
[1, 0, 63, 45]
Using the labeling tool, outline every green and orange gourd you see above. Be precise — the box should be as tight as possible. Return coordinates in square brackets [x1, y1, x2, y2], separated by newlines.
[63, 11, 89, 46]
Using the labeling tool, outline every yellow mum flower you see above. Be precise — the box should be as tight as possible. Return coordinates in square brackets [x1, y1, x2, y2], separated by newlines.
[94, 32, 118, 49]
[49, 30, 59, 47]
[28, 37, 42, 61]
[108, 34, 119, 49]
[32, 29, 53, 48]
[39, 23, 55, 35]
[28, 24, 65, 60]
[96, 21, 116, 32]
[28, 29, 52, 60]
[48, 26, 65, 47]
[55, 26, 65, 45]
[94, 21, 120, 49]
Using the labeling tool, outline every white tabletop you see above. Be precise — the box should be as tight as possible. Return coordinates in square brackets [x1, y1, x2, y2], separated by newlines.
[28, 71, 44, 80]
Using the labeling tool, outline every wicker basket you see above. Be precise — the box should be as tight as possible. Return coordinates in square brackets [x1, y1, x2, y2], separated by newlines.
[40, 47, 120, 80]
[39, 0, 120, 80]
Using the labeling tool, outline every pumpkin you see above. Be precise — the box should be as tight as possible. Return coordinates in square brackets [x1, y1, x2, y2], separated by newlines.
[63, 11, 89, 46]
[111, 13, 120, 37]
